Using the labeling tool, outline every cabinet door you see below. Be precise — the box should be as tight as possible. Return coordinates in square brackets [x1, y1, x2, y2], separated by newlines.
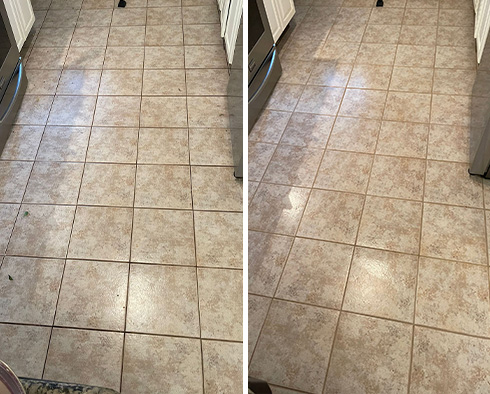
[4, 0, 35, 50]
[263, 0, 282, 42]
[276, 0, 295, 30]
[224, 0, 242, 64]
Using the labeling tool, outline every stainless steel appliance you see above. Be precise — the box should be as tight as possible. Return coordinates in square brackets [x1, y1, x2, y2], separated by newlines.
[0, 1, 27, 154]
[248, 0, 282, 131]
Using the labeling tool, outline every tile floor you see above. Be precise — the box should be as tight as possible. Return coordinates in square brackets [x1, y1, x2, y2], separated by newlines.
[0, 0, 243, 393]
[248, 0, 490, 393]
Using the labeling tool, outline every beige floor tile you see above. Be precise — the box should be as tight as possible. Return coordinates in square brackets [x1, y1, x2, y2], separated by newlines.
[298, 189, 364, 244]
[248, 231, 293, 297]
[421, 203, 487, 265]
[431, 94, 471, 126]
[384, 91, 431, 123]
[194, 211, 242, 269]
[144, 46, 184, 69]
[248, 142, 275, 181]
[25, 47, 68, 70]
[264, 83, 303, 112]
[376, 121, 428, 158]
[191, 166, 242, 211]
[94, 96, 141, 127]
[86, 127, 138, 163]
[198, 268, 242, 341]
[399, 25, 437, 45]
[111, 7, 147, 26]
[403, 8, 438, 25]
[147, 7, 182, 25]
[437, 25, 475, 47]
[188, 128, 233, 166]
[77, 8, 112, 26]
[263, 145, 323, 187]
[108, 25, 145, 46]
[343, 248, 417, 322]
[357, 196, 422, 254]
[433, 69, 475, 96]
[339, 89, 387, 120]
[368, 7, 404, 24]
[55, 260, 128, 330]
[248, 183, 309, 235]
[24, 162, 84, 205]
[138, 128, 189, 165]
[327, 24, 366, 42]
[356, 43, 397, 65]
[131, 208, 195, 265]
[425, 161, 483, 208]
[362, 24, 401, 44]
[439, 0, 473, 8]
[0, 161, 33, 203]
[406, 0, 439, 7]
[44, 328, 123, 391]
[336, 7, 371, 24]
[427, 124, 471, 162]
[14, 95, 54, 125]
[435, 46, 476, 70]
[389, 66, 433, 93]
[184, 45, 227, 68]
[81, 0, 115, 7]
[51, 0, 83, 9]
[126, 264, 200, 336]
[0, 257, 64, 324]
[47, 95, 97, 126]
[8, 204, 75, 258]
[142, 69, 186, 95]
[411, 327, 490, 393]
[308, 61, 353, 87]
[0, 204, 20, 254]
[249, 181, 259, 205]
[140, 96, 187, 127]
[416, 257, 490, 336]
[64, 47, 106, 69]
[438, 8, 474, 26]
[99, 69, 143, 95]
[277, 238, 353, 308]
[248, 294, 271, 361]
[183, 5, 218, 24]
[68, 206, 132, 261]
[122, 334, 202, 394]
[104, 46, 145, 69]
[279, 58, 314, 85]
[56, 69, 101, 95]
[183, 24, 222, 45]
[186, 69, 230, 95]
[395, 45, 435, 68]
[325, 313, 412, 394]
[202, 340, 242, 394]
[25, 69, 61, 95]
[71, 26, 109, 47]
[36, 126, 89, 161]
[348, 64, 393, 90]
[250, 300, 339, 393]
[79, 163, 136, 207]
[145, 25, 183, 46]
[0, 324, 50, 378]
[280, 113, 334, 148]
[327, 116, 380, 153]
[34, 27, 74, 47]
[295, 85, 344, 116]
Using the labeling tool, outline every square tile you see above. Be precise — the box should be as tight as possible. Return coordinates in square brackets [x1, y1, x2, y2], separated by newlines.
[249, 300, 339, 393]
[0, 161, 33, 203]
[34, 27, 74, 47]
[14, 95, 54, 125]
[108, 25, 145, 46]
[339, 89, 387, 119]
[64, 47, 106, 69]
[148, 7, 182, 25]
[122, 334, 203, 394]
[25, 69, 61, 95]
[437, 25, 475, 46]
[280, 113, 334, 148]
[325, 313, 412, 394]
[384, 91, 431, 123]
[104, 46, 145, 69]
[144, 46, 184, 68]
[376, 121, 428, 158]
[198, 268, 242, 341]
[343, 248, 417, 322]
[86, 127, 138, 163]
[277, 238, 353, 308]
[79, 163, 136, 207]
[77, 8, 113, 26]
[111, 7, 147, 26]
[0, 257, 64, 324]
[389, 66, 433, 93]
[296, 86, 344, 115]
[202, 340, 242, 394]
[131, 208, 195, 265]
[327, 116, 380, 153]
[140, 97, 187, 127]
[138, 128, 189, 165]
[348, 64, 393, 90]
[47, 96, 97, 126]
[68, 206, 132, 261]
[399, 25, 437, 45]
[56, 70, 102, 95]
[435, 45, 476, 69]
[298, 189, 364, 244]
[25, 47, 68, 70]
[55, 260, 128, 330]
[308, 61, 352, 87]
[356, 43, 397, 65]
[44, 328, 123, 391]
[184, 45, 227, 68]
[37, 126, 90, 161]
[191, 166, 242, 211]
[186, 69, 229, 95]
[431, 94, 471, 126]
[194, 211, 242, 268]
[0, 204, 20, 254]
[182, 6, 218, 24]
[421, 203, 487, 265]
[328, 24, 366, 42]
[94, 96, 141, 127]
[248, 142, 275, 182]
[99, 69, 143, 95]
[278, 58, 314, 85]
[362, 24, 401, 44]
[71, 26, 109, 47]
[248, 294, 271, 361]
[395, 45, 435, 67]
[433, 69, 475, 95]
[183, 24, 221, 45]
[142, 69, 186, 95]
[24, 162, 84, 204]
[145, 25, 183, 46]
[264, 83, 303, 112]
[8, 204, 75, 258]
[404, 7, 438, 25]
[188, 128, 232, 166]
[126, 264, 200, 336]
[248, 183, 309, 235]
[427, 124, 471, 163]
[357, 196, 422, 254]
[187, 96, 230, 128]
[438, 8, 474, 26]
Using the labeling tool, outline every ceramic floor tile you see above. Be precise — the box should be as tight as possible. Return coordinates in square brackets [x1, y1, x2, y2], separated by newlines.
[131, 208, 195, 265]
[86, 127, 138, 163]
[433, 69, 475, 96]
[183, 24, 222, 45]
[142, 69, 186, 96]
[55, 260, 128, 331]
[0, 257, 64, 325]
[395, 45, 435, 68]
[343, 248, 417, 322]
[376, 121, 428, 158]
[182, 5, 218, 24]
[0, 161, 33, 203]
[435, 46, 476, 69]
[384, 91, 431, 123]
[357, 196, 422, 254]
[264, 83, 304, 112]
[248, 142, 275, 182]
[71, 26, 109, 47]
[339, 89, 387, 120]
[336, 7, 371, 24]
[427, 124, 472, 162]
[144, 46, 184, 69]
[145, 25, 183, 46]
[137, 128, 189, 165]
[431, 94, 471, 126]
[99, 69, 143, 95]
[184, 45, 227, 69]
[47, 95, 97, 126]
[296, 85, 345, 115]
[202, 340, 242, 394]
[140, 96, 187, 127]
[147, 7, 182, 25]
[278, 58, 314, 85]
[362, 24, 401, 44]
[421, 203, 487, 265]
[327, 116, 380, 153]
[410, 327, 490, 393]
[248, 183, 309, 235]
[134, 164, 191, 209]
[188, 128, 233, 166]
[307, 61, 352, 87]
[297, 189, 364, 244]
[8, 204, 75, 258]
[104, 46, 145, 69]
[277, 238, 353, 308]
[79, 163, 136, 207]
[44, 328, 123, 391]
[389, 66, 433, 93]
[25, 70, 62, 95]
[77, 8, 112, 26]
[126, 264, 200, 336]
[0, 324, 51, 379]
[111, 7, 147, 26]
[108, 25, 146, 46]
[34, 27, 74, 47]
[68, 206, 132, 261]
[348, 64, 393, 90]
[356, 43, 397, 65]
[437, 25, 475, 47]
[249, 300, 339, 394]
[194, 211, 242, 269]
[14, 95, 54, 125]
[37, 126, 90, 162]
[186, 69, 230, 96]
[249, 181, 259, 205]
[399, 25, 437, 45]
[248, 294, 271, 361]
[325, 313, 412, 394]
[0, 204, 20, 254]
[315, 150, 373, 193]
[438, 8, 474, 26]
[25, 47, 68, 70]
[94, 96, 141, 127]
[56, 69, 101, 95]
[64, 47, 106, 69]
[191, 166, 242, 211]
[24, 162, 84, 205]
[280, 113, 334, 148]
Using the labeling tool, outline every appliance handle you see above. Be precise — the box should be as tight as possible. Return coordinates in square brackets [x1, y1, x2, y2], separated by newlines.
[249, 47, 277, 102]
[1, 61, 23, 122]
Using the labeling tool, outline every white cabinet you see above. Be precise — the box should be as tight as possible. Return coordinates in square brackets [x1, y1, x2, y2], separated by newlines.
[4, 0, 35, 51]
[475, 0, 489, 63]
[263, 0, 295, 42]
[224, 0, 242, 64]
